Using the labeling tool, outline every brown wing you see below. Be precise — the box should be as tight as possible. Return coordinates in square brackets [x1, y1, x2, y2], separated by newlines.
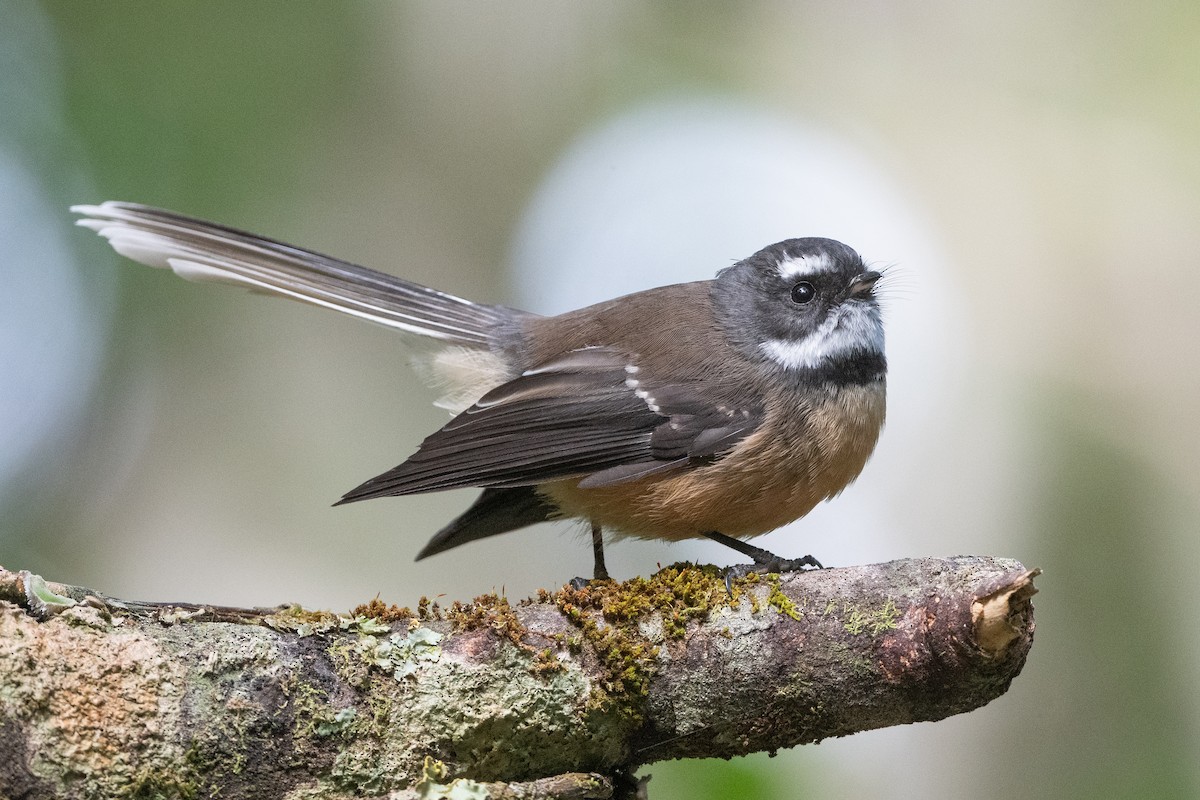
[337, 347, 763, 502]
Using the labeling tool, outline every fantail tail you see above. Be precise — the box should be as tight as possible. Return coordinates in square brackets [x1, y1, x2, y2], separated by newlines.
[72, 201, 515, 347]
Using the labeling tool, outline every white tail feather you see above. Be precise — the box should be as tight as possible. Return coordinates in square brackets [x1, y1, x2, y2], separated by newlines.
[73, 200, 525, 409]
[72, 201, 518, 346]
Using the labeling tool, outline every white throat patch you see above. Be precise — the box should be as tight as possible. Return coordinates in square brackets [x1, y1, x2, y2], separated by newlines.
[760, 303, 884, 370]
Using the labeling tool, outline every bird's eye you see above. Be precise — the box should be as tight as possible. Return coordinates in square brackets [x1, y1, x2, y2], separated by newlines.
[790, 282, 815, 304]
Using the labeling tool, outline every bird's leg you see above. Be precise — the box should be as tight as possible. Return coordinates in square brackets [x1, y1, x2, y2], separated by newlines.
[569, 523, 611, 589]
[591, 523, 611, 581]
[703, 531, 822, 591]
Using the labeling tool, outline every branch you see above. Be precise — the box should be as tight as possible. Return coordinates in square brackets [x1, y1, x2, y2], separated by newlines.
[0, 557, 1038, 799]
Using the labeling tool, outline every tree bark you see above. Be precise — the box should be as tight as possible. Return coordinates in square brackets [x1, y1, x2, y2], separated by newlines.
[0, 557, 1038, 799]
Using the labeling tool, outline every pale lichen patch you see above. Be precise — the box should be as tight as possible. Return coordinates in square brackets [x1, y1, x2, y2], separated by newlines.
[0, 603, 191, 794]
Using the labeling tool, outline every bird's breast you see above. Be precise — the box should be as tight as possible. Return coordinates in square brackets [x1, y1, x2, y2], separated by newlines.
[540, 379, 886, 540]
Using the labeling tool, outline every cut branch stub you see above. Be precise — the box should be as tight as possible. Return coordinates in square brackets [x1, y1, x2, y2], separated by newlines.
[631, 557, 1037, 763]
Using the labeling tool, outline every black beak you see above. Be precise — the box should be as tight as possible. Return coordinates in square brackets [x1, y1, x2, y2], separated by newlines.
[848, 271, 881, 297]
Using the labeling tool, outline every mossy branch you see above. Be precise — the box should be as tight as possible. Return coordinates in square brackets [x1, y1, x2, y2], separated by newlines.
[0, 557, 1038, 799]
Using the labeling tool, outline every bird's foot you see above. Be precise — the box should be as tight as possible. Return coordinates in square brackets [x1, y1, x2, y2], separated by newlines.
[568, 565, 613, 591]
[568, 523, 613, 589]
[723, 554, 823, 594]
[701, 530, 824, 593]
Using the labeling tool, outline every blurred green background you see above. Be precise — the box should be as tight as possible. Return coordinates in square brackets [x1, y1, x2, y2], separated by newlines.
[3, 2, 1198, 798]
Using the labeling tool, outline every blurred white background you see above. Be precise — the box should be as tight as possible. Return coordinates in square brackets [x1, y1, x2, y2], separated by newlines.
[2, 2, 1197, 798]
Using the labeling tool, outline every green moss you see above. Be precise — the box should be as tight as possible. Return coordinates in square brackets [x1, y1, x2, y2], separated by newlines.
[121, 766, 200, 800]
[587, 563, 729, 634]
[732, 571, 764, 613]
[842, 598, 900, 636]
[326, 635, 369, 688]
[417, 596, 442, 621]
[446, 593, 524, 646]
[168, 681, 253, 786]
[282, 669, 359, 741]
[356, 687, 396, 737]
[543, 564, 731, 725]
[282, 670, 328, 738]
[765, 576, 804, 621]
[351, 597, 416, 624]
[443, 592, 572, 678]
[531, 647, 566, 677]
[178, 740, 233, 798]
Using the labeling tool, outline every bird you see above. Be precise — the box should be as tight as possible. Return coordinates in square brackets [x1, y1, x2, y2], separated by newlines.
[72, 201, 886, 581]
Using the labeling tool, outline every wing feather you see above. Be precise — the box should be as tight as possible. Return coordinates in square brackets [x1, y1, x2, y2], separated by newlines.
[338, 347, 764, 502]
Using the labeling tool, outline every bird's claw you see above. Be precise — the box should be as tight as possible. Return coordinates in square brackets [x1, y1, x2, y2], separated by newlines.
[568, 572, 614, 591]
[723, 554, 824, 594]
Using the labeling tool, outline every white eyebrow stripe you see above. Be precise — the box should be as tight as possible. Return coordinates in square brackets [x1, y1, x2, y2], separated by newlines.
[776, 253, 837, 280]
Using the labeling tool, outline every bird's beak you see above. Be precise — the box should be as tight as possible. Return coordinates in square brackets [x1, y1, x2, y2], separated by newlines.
[848, 271, 882, 297]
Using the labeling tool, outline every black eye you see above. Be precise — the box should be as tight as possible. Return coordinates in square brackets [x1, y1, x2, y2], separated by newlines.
[790, 282, 815, 304]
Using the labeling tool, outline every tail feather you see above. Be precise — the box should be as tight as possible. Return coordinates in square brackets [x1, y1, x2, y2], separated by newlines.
[415, 486, 558, 560]
[73, 201, 519, 347]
